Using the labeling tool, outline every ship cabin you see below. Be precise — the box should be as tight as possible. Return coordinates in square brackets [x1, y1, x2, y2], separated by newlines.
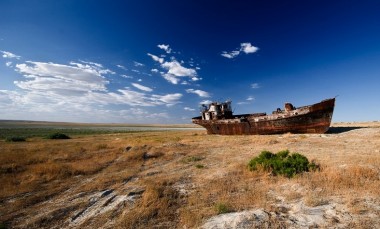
[201, 101, 233, 120]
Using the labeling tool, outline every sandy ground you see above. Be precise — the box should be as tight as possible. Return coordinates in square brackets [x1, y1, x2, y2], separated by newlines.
[1, 122, 380, 228]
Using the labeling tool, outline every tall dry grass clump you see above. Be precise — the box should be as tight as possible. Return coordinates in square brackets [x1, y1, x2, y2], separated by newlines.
[299, 165, 380, 196]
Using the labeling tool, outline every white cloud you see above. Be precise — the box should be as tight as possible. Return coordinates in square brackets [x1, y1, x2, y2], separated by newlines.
[1, 50, 21, 59]
[134, 61, 144, 67]
[221, 50, 240, 59]
[137, 78, 142, 82]
[121, 74, 133, 79]
[241, 43, 259, 54]
[251, 83, 260, 89]
[117, 64, 127, 70]
[163, 73, 180, 84]
[148, 46, 200, 84]
[151, 68, 159, 73]
[0, 89, 175, 123]
[184, 107, 195, 111]
[237, 101, 249, 105]
[131, 69, 140, 73]
[15, 61, 110, 93]
[186, 89, 210, 98]
[221, 42, 259, 59]
[5, 62, 12, 67]
[147, 53, 164, 64]
[131, 83, 153, 92]
[70, 61, 115, 75]
[157, 44, 171, 54]
[1, 59, 188, 123]
[152, 93, 182, 106]
[77, 60, 104, 69]
[247, 96, 255, 101]
[199, 100, 212, 105]
[10, 60, 182, 107]
[161, 60, 197, 78]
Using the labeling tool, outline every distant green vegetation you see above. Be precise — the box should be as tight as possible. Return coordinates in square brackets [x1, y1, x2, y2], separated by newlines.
[5, 136, 26, 142]
[0, 123, 198, 139]
[248, 150, 320, 178]
[0, 128, 147, 139]
[46, 132, 71, 139]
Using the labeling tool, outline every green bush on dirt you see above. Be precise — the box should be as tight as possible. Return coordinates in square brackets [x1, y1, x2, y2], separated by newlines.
[46, 132, 71, 139]
[248, 150, 319, 178]
[5, 136, 26, 142]
[215, 202, 232, 214]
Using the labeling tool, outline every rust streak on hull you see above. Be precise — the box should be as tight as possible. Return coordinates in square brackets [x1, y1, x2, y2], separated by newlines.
[192, 98, 335, 135]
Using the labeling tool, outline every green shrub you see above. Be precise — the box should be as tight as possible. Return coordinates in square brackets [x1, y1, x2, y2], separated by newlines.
[248, 150, 319, 178]
[215, 202, 232, 214]
[195, 164, 204, 169]
[46, 132, 71, 139]
[5, 136, 26, 142]
[181, 156, 203, 163]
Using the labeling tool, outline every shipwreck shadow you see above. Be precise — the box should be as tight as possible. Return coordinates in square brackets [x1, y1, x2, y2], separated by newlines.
[326, 126, 365, 134]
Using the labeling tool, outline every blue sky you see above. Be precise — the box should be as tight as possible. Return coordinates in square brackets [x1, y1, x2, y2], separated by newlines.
[0, 0, 379, 123]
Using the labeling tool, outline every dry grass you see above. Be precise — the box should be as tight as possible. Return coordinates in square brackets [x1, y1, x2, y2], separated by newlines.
[1, 122, 380, 228]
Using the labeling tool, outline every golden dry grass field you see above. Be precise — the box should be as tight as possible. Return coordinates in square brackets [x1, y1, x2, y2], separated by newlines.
[1, 122, 380, 228]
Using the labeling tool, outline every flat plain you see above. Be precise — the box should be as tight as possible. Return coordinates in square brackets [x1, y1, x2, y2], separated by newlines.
[1, 121, 380, 228]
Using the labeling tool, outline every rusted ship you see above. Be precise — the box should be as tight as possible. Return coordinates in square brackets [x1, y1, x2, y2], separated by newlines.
[192, 98, 335, 135]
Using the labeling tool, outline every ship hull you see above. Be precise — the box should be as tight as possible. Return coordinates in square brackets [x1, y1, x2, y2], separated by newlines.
[192, 98, 335, 135]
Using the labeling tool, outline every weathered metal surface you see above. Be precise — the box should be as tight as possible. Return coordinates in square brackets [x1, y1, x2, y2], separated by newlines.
[192, 98, 335, 135]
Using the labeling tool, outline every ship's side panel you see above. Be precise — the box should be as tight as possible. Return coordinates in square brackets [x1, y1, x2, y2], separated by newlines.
[248, 109, 333, 134]
[191, 98, 335, 135]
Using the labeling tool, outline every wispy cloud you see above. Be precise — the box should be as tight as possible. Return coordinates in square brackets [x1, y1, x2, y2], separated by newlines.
[116, 64, 127, 70]
[199, 100, 212, 105]
[121, 74, 133, 79]
[6, 60, 183, 110]
[237, 96, 255, 105]
[157, 44, 172, 54]
[251, 83, 260, 89]
[152, 93, 182, 106]
[186, 89, 210, 98]
[15, 61, 110, 93]
[1, 50, 21, 59]
[134, 61, 144, 67]
[221, 42, 259, 59]
[147, 53, 164, 64]
[148, 46, 199, 85]
[184, 107, 195, 111]
[221, 50, 240, 59]
[131, 82, 153, 92]
[5, 62, 12, 67]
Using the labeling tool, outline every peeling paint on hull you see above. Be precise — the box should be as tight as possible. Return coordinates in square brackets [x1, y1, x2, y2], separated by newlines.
[192, 98, 335, 135]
